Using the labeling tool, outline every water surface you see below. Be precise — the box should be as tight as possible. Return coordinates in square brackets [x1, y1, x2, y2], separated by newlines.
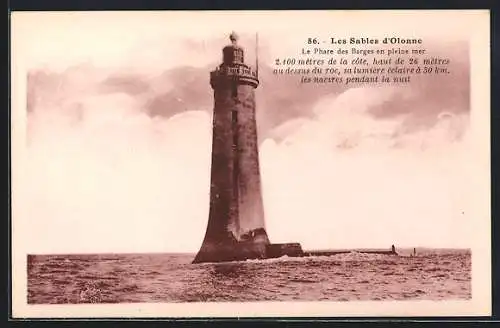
[27, 250, 471, 304]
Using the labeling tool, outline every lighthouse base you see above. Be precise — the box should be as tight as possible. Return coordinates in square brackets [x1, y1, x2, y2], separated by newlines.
[193, 227, 305, 264]
[192, 241, 305, 264]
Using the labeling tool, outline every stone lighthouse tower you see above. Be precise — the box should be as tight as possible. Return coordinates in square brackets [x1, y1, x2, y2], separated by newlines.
[193, 32, 303, 264]
[192, 32, 270, 263]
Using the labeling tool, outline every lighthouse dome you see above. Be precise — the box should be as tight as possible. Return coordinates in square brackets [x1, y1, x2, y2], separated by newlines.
[222, 31, 244, 65]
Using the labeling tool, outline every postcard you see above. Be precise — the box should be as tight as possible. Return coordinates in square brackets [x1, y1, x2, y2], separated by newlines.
[11, 10, 491, 317]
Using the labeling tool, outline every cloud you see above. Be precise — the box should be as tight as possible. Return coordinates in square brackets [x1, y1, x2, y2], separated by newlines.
[22, 36, 472, 253]
[24, 92, 213, 253]
[23, 77, 472, 253]
[260, 88, 471, 249]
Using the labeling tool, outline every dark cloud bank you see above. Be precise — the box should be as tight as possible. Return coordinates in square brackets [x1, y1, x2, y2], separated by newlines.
[27, 40, 469, 142]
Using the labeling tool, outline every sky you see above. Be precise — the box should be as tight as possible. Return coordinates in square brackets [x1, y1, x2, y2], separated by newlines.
[12, 11, 486, 253]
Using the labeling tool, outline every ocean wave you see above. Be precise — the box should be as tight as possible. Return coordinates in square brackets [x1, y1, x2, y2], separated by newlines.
[240, 252, 397, 264]
[28, 252, 471, 304]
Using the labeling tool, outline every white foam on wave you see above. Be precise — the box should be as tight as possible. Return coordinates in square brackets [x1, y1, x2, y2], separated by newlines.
[192, 251, 398, 266]
[329, 251, 394, 261]
[243, 252, 396, 264]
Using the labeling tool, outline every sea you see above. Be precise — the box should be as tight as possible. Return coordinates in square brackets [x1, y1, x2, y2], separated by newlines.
[27, 249, 471, 304]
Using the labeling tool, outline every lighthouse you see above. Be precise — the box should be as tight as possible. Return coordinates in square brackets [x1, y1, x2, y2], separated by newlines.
[193, 32, 303, 264]
[192, 32, 269, 263]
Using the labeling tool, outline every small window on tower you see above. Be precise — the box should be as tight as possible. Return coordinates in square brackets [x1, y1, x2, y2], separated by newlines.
[232, 110, 237, 125]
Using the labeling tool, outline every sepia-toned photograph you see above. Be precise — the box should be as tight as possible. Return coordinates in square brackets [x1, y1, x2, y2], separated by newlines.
[10, 10, 491, 317]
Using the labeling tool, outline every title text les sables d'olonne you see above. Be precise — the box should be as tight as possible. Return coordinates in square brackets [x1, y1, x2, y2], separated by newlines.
[272, 37, 452, 85]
